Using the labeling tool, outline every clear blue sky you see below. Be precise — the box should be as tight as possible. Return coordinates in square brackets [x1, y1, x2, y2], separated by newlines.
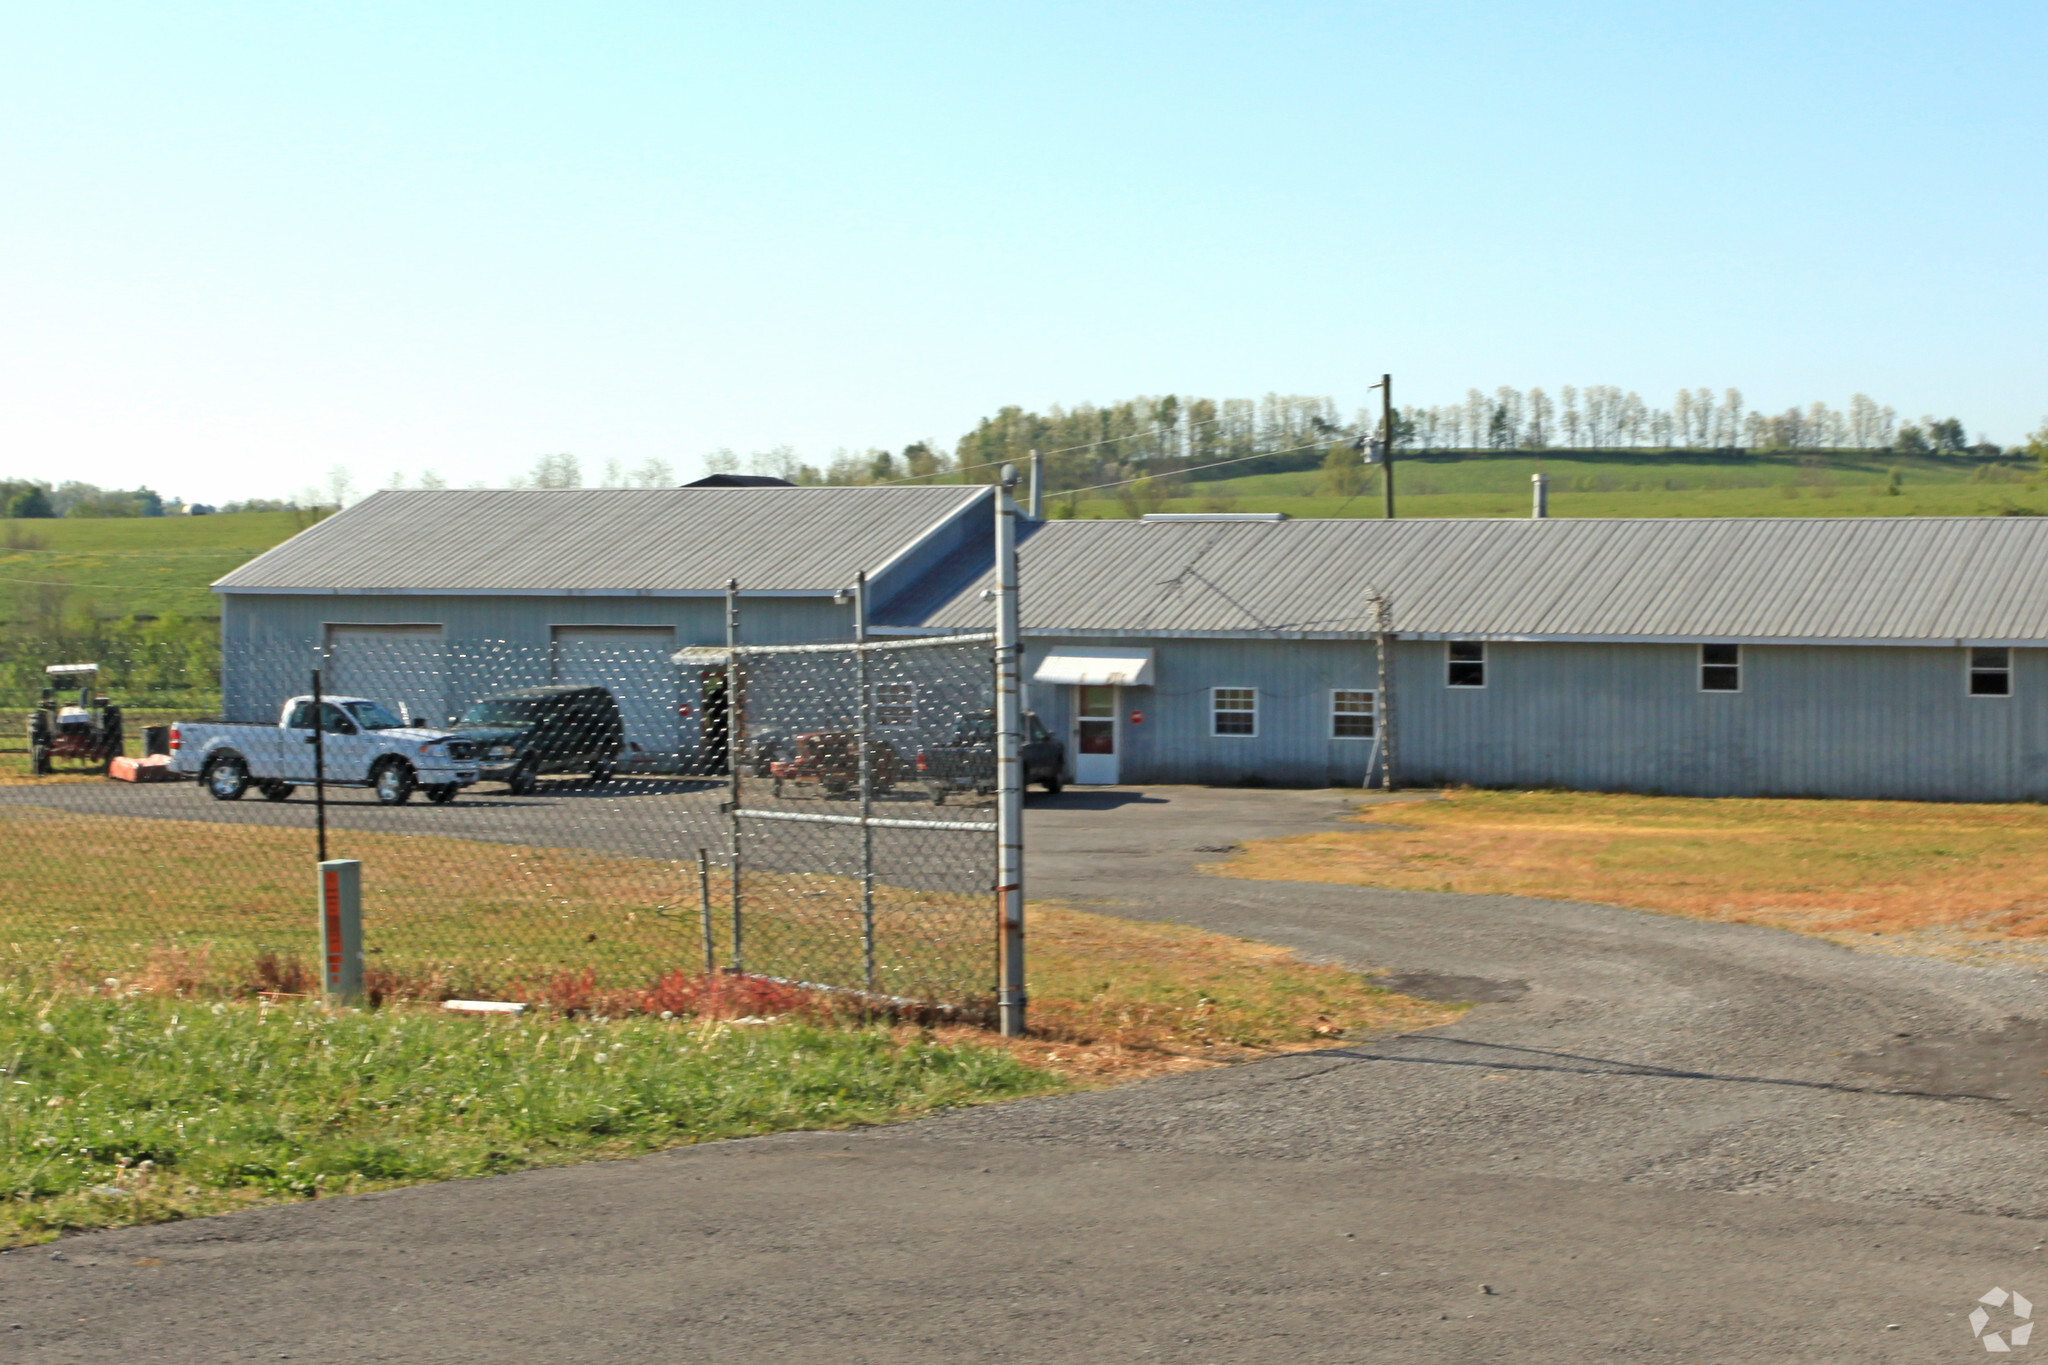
[3, 2, 2043, 502]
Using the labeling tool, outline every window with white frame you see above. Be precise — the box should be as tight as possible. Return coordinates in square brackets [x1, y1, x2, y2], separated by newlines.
[1969, 647, 2012, 697]
[1331, 689, 1376, 738]
[1700, 643, 1741, 692]
[1446, 641, 1485, 688]
[1212, 687, 1257, 736]
[871, 681, 918, 726]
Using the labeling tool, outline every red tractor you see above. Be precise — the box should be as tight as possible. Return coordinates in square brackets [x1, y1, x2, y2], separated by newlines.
[767, 731, 901, 799]
[28, 663, 124, 775]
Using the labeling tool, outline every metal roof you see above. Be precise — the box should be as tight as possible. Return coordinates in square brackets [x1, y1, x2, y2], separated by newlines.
[214, 486, 990, 596]
[908, 517, 2048, 645]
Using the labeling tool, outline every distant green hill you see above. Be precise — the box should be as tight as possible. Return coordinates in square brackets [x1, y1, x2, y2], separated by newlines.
[1060, 449, 2047, 520]
[0, 511, 309, 629]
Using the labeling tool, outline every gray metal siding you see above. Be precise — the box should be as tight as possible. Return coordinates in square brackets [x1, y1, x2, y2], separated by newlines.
[1024, 637, 1382, 787]
[221, 592, 854, 723]
[1022, 634, 2048, 799]
[1394, 640, 2048, 801]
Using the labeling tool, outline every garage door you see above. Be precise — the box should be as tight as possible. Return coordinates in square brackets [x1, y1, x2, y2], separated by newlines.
[324, 625, 447, 729]
[551, 626, 679, 761]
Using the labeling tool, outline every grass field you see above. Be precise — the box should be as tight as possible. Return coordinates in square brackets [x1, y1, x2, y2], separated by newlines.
[1210, 788, 2048, 945]
[1063, 449, 2048, 521]
[0, 813, 1455, 1247]
[0, 510, 309, 626]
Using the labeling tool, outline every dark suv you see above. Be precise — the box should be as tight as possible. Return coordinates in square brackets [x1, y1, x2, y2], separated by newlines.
[451, 685, 625, 794]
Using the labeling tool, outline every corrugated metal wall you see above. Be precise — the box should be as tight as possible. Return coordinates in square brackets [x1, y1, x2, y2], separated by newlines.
[1024, 636, 1381, 788]
[1394, 639, 2048, 801]
[1025, 635, 2048, 800]
[220, 593, 853, 723]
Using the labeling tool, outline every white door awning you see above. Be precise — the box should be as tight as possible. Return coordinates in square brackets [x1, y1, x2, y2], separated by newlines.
[1033, 647, 1154, 687]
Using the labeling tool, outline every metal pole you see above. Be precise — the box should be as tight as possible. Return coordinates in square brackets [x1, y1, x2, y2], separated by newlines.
[1028, 448, 1043, 519]
[318, 858, 362, 1005]
[310, 668, 328, 863]
[1381, 373, 1396, 520]
[1371, 591, 1398, 791]
[994, 465, 1026, 1036]
[725, 578, 743, 972]
[1531, 471, 1549, 519]
[854, 570, 877, 993]
[697, 847, 715, 975]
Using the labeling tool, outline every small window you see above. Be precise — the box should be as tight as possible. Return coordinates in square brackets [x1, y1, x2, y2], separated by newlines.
[872, 681, 917, 727]
[1332, 689, 1376, 739]
[1447, 641, 1485, 688]
[1212, 687, 1257, 736]
[1700, 643, 1741, 692]
[1969, 647, 2012, 697]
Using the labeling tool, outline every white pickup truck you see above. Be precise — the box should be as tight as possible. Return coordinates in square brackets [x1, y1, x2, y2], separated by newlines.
[170, 696, 482, 805]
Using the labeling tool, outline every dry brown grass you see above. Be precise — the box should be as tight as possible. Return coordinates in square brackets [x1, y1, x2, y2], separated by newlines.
[1, 807, 1460, 1080]
[1210, 788, 2048, 941]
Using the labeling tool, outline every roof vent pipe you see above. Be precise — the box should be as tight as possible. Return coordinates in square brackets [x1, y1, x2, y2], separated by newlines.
[1531, 472, 1549, 520]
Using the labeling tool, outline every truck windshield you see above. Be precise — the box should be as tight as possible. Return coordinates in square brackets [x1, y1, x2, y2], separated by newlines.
[342, 701, 407, 730]
[458, 699, 541, 727]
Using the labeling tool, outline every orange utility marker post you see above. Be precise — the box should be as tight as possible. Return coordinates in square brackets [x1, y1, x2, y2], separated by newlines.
[319, 859, 364, 1005]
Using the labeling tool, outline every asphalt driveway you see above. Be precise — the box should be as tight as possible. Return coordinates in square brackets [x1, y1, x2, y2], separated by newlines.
[3, 786, 2044, 1363]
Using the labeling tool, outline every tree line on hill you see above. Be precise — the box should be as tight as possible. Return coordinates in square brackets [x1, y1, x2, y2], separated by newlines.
[696, 388, 2033, 502]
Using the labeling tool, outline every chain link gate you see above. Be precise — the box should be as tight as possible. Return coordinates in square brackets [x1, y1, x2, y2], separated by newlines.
[721, 632, 1000, 1011]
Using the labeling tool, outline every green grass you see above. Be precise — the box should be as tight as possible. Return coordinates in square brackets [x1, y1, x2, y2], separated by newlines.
[1065, 450, 2048, 520]
[0, 511, 309, 624]
[0, 986, 1062, 1244]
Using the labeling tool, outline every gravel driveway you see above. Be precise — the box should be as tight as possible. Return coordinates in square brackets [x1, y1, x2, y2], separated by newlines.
[4, 786, 2043, 1363]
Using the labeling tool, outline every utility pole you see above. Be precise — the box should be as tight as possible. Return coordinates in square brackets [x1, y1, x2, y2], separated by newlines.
[1379, 374, 1396, 520]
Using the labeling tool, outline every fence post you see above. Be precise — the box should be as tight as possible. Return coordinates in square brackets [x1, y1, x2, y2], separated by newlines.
[310, 668, 328, 862]
[854, 570, 878, 993]
[697, 847, 715, 975]
[725, 578, 744, 972]
[994, 467, 1027, 1036]
[319, 858, 363, 1005]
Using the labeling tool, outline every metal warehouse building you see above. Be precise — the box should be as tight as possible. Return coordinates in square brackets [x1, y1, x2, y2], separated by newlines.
[218, 490, 2048, 800]
[885, 515, 2048, 802]
[211, 485, 992, 764]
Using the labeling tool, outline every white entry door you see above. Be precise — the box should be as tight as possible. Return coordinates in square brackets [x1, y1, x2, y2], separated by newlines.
[324, 625, 446, 728]
[551, 626, 679, 760]
[1073, 685, 1119, 785]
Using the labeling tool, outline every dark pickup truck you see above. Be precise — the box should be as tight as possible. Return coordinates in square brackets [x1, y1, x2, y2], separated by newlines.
[913, 711, 1065, 804]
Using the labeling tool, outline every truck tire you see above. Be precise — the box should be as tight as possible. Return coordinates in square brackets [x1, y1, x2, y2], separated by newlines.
[1041, 772, 1064, 794]
[507, 756, 539, 796]
[372, 758, 416, 805]
[372, 765, 415, 806]
[204, 754, 250, 801]
[588, 761, 615, 786]
[259, 781, 296, 802]
[424, 784, 458, 805]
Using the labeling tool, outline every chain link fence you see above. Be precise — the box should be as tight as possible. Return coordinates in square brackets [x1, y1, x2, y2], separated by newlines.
[725, 633, 999, 1007]
[0, 628, 1002, 1013]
